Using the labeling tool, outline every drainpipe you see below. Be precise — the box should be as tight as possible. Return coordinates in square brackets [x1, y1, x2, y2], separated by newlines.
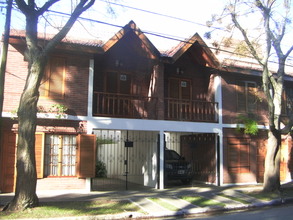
[0, 0, 12, 148]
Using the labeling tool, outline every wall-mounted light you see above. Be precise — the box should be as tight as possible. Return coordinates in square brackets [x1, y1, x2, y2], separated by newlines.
[115, 59, 123, 67]
[176, 67, 184, 75]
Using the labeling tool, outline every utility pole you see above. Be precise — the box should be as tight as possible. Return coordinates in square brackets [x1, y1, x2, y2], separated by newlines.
[0, 0, 13, 152]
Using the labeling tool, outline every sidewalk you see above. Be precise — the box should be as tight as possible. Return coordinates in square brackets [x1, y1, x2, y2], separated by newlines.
[1, 182, 293, 219]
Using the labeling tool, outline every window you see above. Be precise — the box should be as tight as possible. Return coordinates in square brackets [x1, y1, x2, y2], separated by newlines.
[228, 139, 250, 173]
[40, 57, 66, 99]
[106, 72, 131, 94]
[237, 81, 257, 113]
[169, 78, 191, 99]
[44, 134, 76, 176]
[283, 87, 293, 114]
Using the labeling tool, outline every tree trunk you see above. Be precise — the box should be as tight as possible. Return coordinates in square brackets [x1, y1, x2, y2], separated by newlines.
[263, 130, 281, 192]
[5, 61, 43, 211]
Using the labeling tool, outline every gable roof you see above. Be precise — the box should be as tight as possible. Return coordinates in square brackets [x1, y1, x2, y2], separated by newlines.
[102, 20, 161, 58]
[6, 29, 104, 54]
[166, 33, 220, 68]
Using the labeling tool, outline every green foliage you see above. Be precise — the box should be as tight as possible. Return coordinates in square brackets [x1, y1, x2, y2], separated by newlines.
[95, 160, 107, 178]
[96, 137, 116, 145]
[49, 104, 68, 118]
[236, 115, 259, 135]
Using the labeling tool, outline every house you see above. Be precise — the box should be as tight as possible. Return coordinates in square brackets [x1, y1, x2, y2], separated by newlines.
[0, 21, 292, 193]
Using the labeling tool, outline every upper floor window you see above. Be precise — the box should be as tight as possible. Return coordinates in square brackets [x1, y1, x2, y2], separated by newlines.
[237, 81, 257, 113]
[169, 78, 191, 100]
[283, 87, 293, 114]
[105, 72, 131, 95]
[40, 57, 66, 99]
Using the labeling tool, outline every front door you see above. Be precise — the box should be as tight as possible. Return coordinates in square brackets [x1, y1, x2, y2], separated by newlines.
[168, 78, 192, 120]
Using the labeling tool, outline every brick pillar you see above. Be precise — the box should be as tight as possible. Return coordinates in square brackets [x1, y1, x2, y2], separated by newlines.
[153, 63, 164, 120]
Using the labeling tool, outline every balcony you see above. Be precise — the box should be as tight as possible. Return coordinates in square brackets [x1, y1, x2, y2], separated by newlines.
[93, 92, 158, 119]
[93, 92, 218, 123]
[165, 98, 218, 122]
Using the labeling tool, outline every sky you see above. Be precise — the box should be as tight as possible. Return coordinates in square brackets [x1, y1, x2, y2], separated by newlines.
[0, 0, 228, 51]
[0, 0, 292, 64]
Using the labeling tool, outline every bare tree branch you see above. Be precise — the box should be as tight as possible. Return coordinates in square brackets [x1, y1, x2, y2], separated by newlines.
[230, 8, 264, 65]
[37, 0, 60, 16]
[14, 0, 30, 15]
[285, 45, 293, 58]
[43, 0, 95, 55]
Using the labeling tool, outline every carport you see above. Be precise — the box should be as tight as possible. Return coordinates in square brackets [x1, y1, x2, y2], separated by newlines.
[91, 130, 218, 190]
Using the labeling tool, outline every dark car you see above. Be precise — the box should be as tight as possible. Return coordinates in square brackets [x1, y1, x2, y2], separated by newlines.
[164, 149, 192, 184]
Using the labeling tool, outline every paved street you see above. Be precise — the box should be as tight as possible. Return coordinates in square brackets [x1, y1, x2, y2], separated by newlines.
[176, 204, 293, 220]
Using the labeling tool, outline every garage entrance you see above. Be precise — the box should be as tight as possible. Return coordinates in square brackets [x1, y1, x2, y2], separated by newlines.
[92, 130, 159, 191]
[91, 130, 218, 191]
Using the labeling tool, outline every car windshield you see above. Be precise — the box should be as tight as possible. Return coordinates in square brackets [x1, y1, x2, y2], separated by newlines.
[165, 150, 181, 160]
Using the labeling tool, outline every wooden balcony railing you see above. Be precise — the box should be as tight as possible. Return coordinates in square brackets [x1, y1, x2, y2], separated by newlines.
[165, 98, 218, 122]
[93, 92, 158, 119]
[93, 92, 218, 122]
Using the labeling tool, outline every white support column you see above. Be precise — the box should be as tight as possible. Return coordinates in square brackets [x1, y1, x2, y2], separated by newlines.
[159, 130, 165, 189]
[214, 75, 224, 186]
[85, 178, 91, 192]
[87, 59, 94, 134]
[214, 74, 222, 125]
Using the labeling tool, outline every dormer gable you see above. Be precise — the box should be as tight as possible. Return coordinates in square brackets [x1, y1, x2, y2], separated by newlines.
[168, 33, 219, 68]
[102, 20, 160, 59]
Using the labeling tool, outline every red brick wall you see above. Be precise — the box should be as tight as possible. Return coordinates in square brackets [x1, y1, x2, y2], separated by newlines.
[221, 74, 268, 125]
[4, 45, 90, 116]
[37, 177, 86, 191]
[4, 45, 28, 112]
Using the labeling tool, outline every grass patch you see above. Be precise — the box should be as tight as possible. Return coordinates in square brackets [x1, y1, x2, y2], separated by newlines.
[0, 200, 142, 219]
[217, 193, 250, 204]
[245, 191, 279, 201]
[180, 196, 225, 207]
[148, 198, 179, 211]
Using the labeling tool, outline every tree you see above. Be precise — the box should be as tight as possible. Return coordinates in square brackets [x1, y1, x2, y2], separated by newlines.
[210, 0, 293, 192]
[4, 0, 95, 211]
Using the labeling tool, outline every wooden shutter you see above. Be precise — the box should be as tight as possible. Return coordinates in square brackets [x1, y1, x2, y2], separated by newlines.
[237, 82, 246, 112]
[40, 57, 66, 99]
[237, 81, 257, 113]
[247, 82, 257, 113]
[169, 78, 180, 98]
[228, 138, 250, 173]
[0, 131, 16, 192]
[76, 134, 96, 178]
[35, 133, 45, 178]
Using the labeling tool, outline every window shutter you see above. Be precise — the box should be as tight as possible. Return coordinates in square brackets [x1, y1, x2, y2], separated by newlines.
[228, 138, 250, 173]
[77, 134, 96, 178]
[40, 57, 66, 99]
[237, 82, 246, 112]
[35, 133, 45, 178]
[247, 82, 257, 113]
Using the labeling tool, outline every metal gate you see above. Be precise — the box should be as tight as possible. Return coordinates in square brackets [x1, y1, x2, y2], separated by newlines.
[92, 130, 158, 191]
[164, 133, 217, 185]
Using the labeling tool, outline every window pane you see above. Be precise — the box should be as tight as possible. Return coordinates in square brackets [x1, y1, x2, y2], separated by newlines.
[45, 134, 76, 177]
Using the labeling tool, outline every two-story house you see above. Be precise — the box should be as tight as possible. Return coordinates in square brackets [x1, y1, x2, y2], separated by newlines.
[1, 21, 292, 193]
